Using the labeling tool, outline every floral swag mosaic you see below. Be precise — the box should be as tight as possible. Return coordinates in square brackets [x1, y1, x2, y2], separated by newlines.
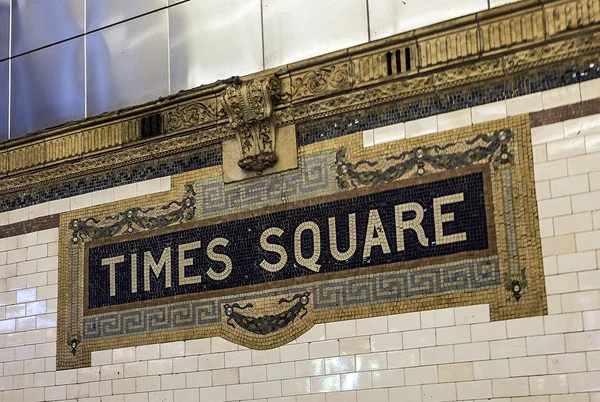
[57, 115, 544, 369]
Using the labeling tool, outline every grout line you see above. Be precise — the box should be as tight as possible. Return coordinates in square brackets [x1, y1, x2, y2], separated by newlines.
[366, 0, 371, 42]
[1, 0, 192, 63]
[166, 5, 172, 95]
[260, 0, 266, 71]
[83, 0, 87, 118]
[7, 0, 12, 139]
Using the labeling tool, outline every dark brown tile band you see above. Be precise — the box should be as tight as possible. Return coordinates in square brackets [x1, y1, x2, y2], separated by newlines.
[0, 214, 60, 239]
[530, 98, 600, 128]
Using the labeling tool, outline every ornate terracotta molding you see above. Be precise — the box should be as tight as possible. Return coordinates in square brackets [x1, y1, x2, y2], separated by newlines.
[0, 0, 598, 190]
[221, 77, 281, 171]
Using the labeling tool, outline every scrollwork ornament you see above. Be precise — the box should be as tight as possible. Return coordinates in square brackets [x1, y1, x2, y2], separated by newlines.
[221, 76, 281, 172]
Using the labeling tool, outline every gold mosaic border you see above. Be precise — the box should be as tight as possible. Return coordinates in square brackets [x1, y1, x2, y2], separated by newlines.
[57, 115, 544, 369]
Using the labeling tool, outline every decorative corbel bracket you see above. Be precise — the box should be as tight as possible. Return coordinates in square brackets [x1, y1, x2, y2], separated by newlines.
[221, 76, 282, 172]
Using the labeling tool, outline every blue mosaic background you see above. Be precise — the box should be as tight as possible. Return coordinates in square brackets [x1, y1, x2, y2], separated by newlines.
[87, 171, 489, 310]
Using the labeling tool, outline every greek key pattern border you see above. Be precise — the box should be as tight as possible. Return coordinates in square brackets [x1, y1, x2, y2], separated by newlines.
[82, 256, 500, 339]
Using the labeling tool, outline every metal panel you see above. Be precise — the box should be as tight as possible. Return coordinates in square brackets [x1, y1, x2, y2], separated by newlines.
[368, 0, 488, 40]
[169, 0, 262, 93]
[10, 38, 85, 138]
[86, 0, 167, 32]
[0, 60, 7, 141]
[11, 0, 84, 56]
[86, 10, 169, 117]
[0, 0, 9, 60]
[263, 0, 368, 69]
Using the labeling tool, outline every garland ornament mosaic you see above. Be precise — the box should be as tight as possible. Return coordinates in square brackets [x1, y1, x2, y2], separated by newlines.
[335, 129, 513, 189]
[224, 292, 311, 335]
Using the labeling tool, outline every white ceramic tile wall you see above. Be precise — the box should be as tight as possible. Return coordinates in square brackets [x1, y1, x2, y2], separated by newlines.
[1, 74, 600, 400]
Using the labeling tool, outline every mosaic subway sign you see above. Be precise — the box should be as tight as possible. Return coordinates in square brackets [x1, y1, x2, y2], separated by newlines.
[85, 168, 494, 314]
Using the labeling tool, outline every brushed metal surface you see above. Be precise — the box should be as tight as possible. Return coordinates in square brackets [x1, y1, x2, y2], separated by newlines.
[10, 38, 84, 138]
[0, 60, 7, 140]
[11, 0, 84, 56]
[0, 0, 9, 60]
[263, 0, 368, 68]
[86, 0, 167, 32]
[368, 0, 487, 40]
[169, 0, 262, 93]
[86, 10, 169, 117]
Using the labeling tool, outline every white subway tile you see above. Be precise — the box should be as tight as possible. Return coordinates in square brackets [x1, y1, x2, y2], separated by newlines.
[454, 304, 490, 325]
[199, 385, 227, 401]
[310, 340, 339, 359]
[341, 372, 372, 390]
[438, 362, 473, 383]
[91, 350, 112, 366]
[584, 310, 600, 330]
[403, 329, 435, 349]
[561, 290, 600, 312]
[280, 343, 309, 361]
[547, 352, 587, 374]
[311, 375, 340, 393]
[419, 345, 454, 365]
[224, 349, 251, 368]
[297, 324, 325, 343]
[340, 336, 370, 356]
[373, 123, 406, 144]
[529, 374, 568, 395]
[436, 324, 471, 345]
[362, 129, 374, 147]
[490, 338, 527, 359]
[566, 330, 600, 352]
[326, 320, 356, 339]
[161, 341, 185, 358]
[388, 312, 420, 332]
[136, 344, 160, 361]
[509, 356, 547, 377]
[267, 362, 296, 380]
[456, 379, 493, 400]
[405, 116, 437, 138]
[404, 365, 438, 385]
[568, 371, 600, 392]
[473, 359, 509, 379]
[437, 108, 472, 131]
[371, 332, 403, 352]
[420, 308, 454, 328]
[471, 101, 507, 124]
[454, 341, 490, 362]
[295, 359, 324, 377]
[147, 359, 172, 375]
[251, 348, 280, 365]
[388, 385, 423, 402]
[421, 383, 457, 401]
[527, 334, 565, 355]
[543, 84, 581, 109]
[356, 352, 386, 372]
[531, 123, 564, 145]
[544, 312, 583, 334]
[506, 93, 543, 116]
[212, 368, 239, 386]
[387, 349, 420, 369]
[240, 365, 267, 383]
[492, 377, 530, 398]
[356, 316, 387, 336]
[471, 321, 506, 342]
[371, 368, 404, 388]
[324, 356, 355, 375]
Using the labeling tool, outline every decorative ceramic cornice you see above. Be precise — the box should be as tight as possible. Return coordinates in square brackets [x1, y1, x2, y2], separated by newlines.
[0, 0, 598, 192]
